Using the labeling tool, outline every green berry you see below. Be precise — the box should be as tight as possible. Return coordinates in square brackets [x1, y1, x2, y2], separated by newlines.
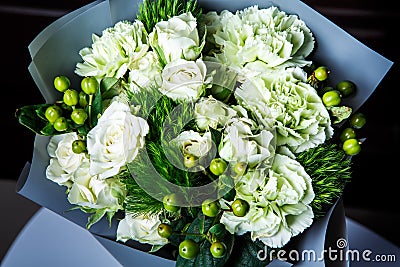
[179, 239, 199, 260]
[71, 108, 88, 125]
[163, 193, 180, 212]
[81, 77, 98, 95]
[231, 198, 250, 217]
[53, 117, 68, 131]
[342, 138, 361, 156]
[336, 80, 356, 97]
[233, 162, 247, 177]
[53, 75, 70, 92]
[79, 91, 88, 107]
[314, 66, 330, 81]
[322, 90, 341, 107]
[349, 112, 366, 129]
[184, 154, 198, 168]
[209, 158, 228, 176]
[45, 105, 63, 123]
[72, 140, 86, 154]
[210, 241, 226, 258]
[201, 199, 221, 217]
[63, 89, 79, 106]
[157, 223, 173, 239]
[339, 127, 356, 142]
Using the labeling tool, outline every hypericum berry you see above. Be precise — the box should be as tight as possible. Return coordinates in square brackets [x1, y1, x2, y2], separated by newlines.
[63, 89, 79, 106]
[201, 199, 221, 217]
[342, 138, 361, 156]
[81, 76, 98, 95]
[157, 223, 173, 239]
[45, 105, 63, 123]
[79, 91, 88, 107]
[336, 80, 356, 97]
[72, 140, 86, 154]
[53, 75, 70, 92]
[209, 158, 228, 176]
[349, 112, 366, 129]
[231, 198, 250, 217]
[184, 154, 197, 168]
[71, 108, 88, 125]
[322, 90, 341, 107]
[163, 193, 180, 212]
[339, 127, 356, 142]
[314, 66, 330, 81]
[210, 241, 226, 258]
[53, 117, 68, 132]
[179, 239, 199, 260]
[233, 162, 247, 177]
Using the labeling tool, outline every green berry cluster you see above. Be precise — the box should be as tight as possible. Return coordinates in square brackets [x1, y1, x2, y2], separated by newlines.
[339, 112, 366, 156]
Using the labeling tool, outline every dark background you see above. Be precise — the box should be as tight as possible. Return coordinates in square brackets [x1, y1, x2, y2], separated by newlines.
[1, 0, 399, 248]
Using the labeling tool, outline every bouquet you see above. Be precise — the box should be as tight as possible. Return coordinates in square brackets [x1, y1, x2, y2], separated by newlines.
[16, 0, 393, 266]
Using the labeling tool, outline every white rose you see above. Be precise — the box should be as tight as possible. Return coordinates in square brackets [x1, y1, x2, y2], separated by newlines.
[117, 213, 169, 245]
[160, 58, 209, 102]
[219, 118, 275, 169]
[87, 101, 149, 179]
[148, 12, 203, 63]
[194, 96, 237, 130]
[171, 130, 213, 158]
[128, 51, 162, 92]
[67, 159, 125, 212]
[46, 132, 85, 187]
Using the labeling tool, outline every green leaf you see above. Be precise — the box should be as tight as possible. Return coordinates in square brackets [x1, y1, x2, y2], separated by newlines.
[86, 208, 107, 229]
[40, 122, 56, 136]
[90, 86, 102, 127]
[225, 234, 271, 267]
[208, 223, 226, 239]
[149, 244, 165, 253]
[16, 104, 51, 135]
[100, 77, 125, 100]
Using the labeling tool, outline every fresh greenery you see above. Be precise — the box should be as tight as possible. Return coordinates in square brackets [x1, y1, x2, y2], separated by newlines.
[137, 0, 202, 33]
[296, 141, 352, 218]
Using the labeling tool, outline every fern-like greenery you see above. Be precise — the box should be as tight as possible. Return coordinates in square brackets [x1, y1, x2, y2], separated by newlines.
[137, 0, 202, 33]
[296, 141, 352, 218]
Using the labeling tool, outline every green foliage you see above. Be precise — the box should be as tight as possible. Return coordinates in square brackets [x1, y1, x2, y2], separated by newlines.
[296, 141, 352, 218]
[137, 0, 202, 33]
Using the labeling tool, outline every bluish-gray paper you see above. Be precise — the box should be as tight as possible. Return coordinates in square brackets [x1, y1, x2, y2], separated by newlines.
[16, 0, 394, 266]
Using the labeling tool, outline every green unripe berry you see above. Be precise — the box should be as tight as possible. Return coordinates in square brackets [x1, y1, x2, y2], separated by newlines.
[210, 241, 226, 258]
[201, 199, 221, 217]
[72, 140, 86, 154]
[342, 138, 361, 156]
[45, 105, 63, 123]
[179, 239, 199, 260]
[209, 158, 228, 176]
[79, 91, 88, 107]
[53, 75, 70, 92]
[63, 89, 79, 106]
[339, 127, 356, 142]
[53, 117, 68, 132]
[71, 108, 88, 125]
[231, 198, 250, 217]
[322, 90, 341, 107]
[163, 193, 180, 212]
[81, 77, 98, 95]
[336, 80, 356, 97]
[157, 223, 173, 239]
[314, 66, 330, 81]
[349, 112, 366, 129]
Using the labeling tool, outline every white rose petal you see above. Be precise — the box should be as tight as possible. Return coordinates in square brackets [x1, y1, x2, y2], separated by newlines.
[160, 58, 208, 102]
[117, 213, 169, 245]
[87, 101, 149, 179]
